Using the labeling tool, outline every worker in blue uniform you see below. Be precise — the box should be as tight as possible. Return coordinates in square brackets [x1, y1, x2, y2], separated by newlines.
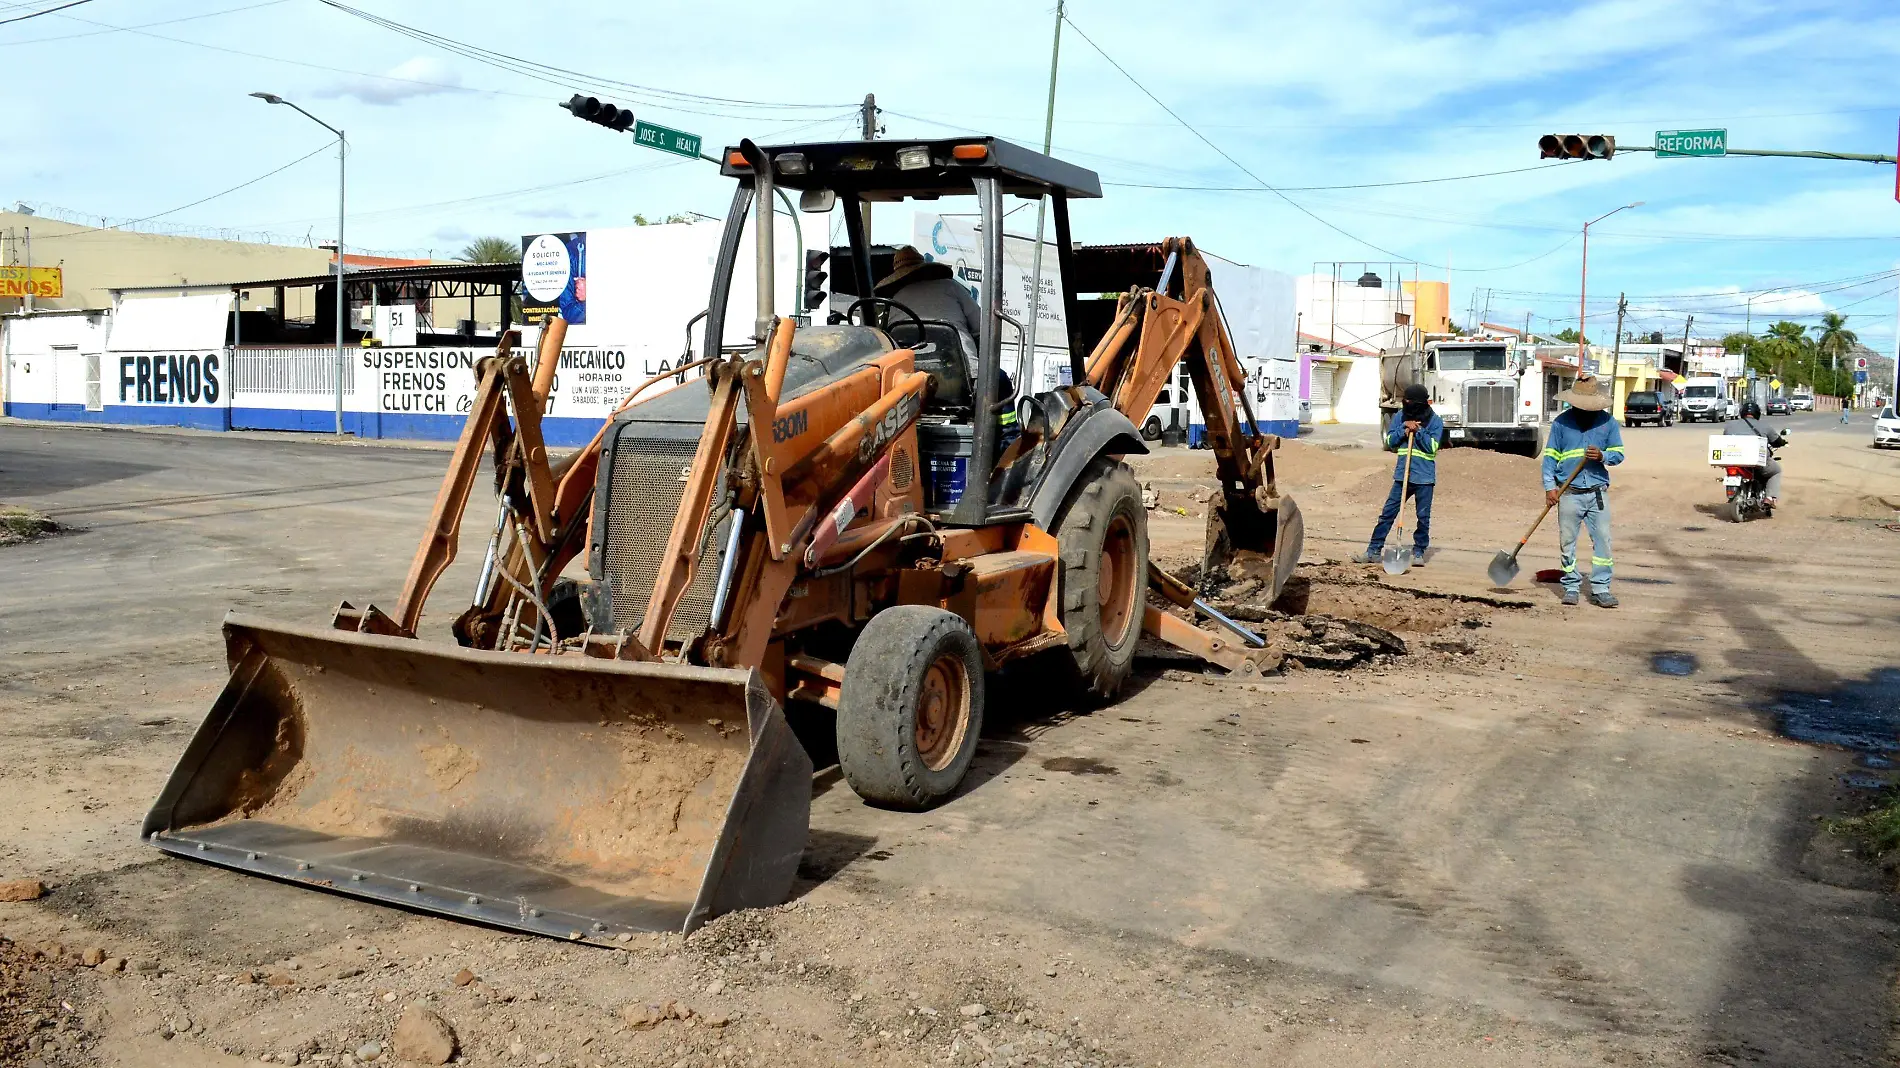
[1542, 373, 1626, 608]
[1354, 384, 1442, 566]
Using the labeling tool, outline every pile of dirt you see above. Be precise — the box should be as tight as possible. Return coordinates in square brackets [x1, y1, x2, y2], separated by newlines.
[0, 934, 95, 1065]
[0, 506, 57, 547]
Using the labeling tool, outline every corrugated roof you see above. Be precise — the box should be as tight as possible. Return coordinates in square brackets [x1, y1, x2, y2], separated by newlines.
[111, 261, 518, 293]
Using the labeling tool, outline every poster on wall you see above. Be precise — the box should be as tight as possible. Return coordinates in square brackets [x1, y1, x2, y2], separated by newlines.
[520, 231, 587, 325]
[913, 214, 1068, 389]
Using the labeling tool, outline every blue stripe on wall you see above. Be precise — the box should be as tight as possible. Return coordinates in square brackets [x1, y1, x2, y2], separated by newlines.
[5, 402, 231, 430]
[11, 403, 604, 446]
[1187, 418, 1300, 445]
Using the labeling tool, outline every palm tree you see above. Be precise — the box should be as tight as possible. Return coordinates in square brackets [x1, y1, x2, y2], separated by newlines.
[1816, 312, 1858, 397]
[456, 236, 522, 264]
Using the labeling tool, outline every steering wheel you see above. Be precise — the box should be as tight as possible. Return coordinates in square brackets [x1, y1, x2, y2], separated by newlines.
[845, 296, 924, 333]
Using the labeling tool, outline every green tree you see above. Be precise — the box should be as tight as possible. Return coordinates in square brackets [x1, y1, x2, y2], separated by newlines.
[632, 213, 694, 226]
[1554, 327, 1589, 345]
[456, 236, 522, 264]
[1815, 312, 1859, 396]
[1721, 331, 1753, 356]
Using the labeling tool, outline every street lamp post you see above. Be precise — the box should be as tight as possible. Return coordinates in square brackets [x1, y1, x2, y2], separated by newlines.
[252, 92, 347, 435]
[1578, 202, 1642, 367]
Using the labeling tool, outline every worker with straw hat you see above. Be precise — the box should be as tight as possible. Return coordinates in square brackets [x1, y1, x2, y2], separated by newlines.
[1542, 373, 1627, 608]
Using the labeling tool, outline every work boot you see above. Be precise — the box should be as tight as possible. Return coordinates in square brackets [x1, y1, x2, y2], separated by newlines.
[1591, 591, 1620, 609]
[1350, 551, 1379, 565]
[1411, 549, 1428, 567]
[1561, 590, 1580, 606]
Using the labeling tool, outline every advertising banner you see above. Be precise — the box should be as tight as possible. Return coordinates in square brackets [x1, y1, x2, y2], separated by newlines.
[0, 266, 61, 300]
[520, 231, 587, 324]
[913, 214, 1067, 390]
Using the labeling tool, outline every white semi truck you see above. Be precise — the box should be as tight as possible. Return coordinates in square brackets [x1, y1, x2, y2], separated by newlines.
[1383, 337, 1541, 456]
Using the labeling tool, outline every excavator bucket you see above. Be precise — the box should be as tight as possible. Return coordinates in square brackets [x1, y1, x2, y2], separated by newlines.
[1203, 492, 1306, 605]
[141, 614, 812, 941]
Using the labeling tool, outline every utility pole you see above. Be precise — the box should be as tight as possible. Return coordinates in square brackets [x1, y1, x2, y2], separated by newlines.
[1678, 314, 1694, 380]
[1022, 0, 1065, 373]
[1604, 293, 1627, 418]
[859, 93, 878, 244]
[1578, 201, 1643, 363]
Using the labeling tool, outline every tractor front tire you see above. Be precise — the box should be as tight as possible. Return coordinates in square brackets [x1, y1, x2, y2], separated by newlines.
[1054, 458, 1149, 704]
[837, 606, 985, 810]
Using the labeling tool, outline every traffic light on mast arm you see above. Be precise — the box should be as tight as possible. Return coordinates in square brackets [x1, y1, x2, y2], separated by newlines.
[802, 250, 829, 311]
[1539, 133, 1617, 159]
[562, 94, 634, 132]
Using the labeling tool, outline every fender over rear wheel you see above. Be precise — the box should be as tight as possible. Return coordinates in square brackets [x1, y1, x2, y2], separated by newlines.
[836, 606, 985, 810]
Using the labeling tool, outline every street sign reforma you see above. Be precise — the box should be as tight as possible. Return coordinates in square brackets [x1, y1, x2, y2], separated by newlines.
[633, 120, 702, 160]
[1656, 128, 1727, 157]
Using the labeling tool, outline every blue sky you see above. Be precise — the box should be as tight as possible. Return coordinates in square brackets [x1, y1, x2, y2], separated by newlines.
[5, 0, 1899, 354]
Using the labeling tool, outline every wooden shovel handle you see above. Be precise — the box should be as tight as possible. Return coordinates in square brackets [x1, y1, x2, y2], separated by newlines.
[1513, 462, 1586, 550]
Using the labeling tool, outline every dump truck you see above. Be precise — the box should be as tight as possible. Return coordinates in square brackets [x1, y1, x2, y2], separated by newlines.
[143, 136, 1302, 942]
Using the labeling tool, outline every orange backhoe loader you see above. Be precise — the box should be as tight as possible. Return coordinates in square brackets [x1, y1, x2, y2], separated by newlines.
[143, 135, 1302, 942]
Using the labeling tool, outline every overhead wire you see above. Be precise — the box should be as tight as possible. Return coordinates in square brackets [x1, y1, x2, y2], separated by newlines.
[29, 140, 336, 242]
[313, 0, 851, 119]
[0, 0, 94, 27]
[0, 0, 286, 45]
[1057, 11, 1593, 274]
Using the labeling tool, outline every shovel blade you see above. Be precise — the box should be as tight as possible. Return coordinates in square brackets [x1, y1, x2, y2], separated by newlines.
[1380, 545, 1412, 575]
[1487, 551, 1521, 587]
[141, 614, 813, 941]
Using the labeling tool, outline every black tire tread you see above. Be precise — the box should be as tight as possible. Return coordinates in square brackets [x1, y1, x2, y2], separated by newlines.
[1052, 458, 1149, 704]
[836, 606, 985, 811]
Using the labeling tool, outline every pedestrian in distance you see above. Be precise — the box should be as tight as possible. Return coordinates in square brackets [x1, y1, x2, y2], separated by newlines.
[1353, 384, 1442, 567]
[1542, 373, 1626, 608]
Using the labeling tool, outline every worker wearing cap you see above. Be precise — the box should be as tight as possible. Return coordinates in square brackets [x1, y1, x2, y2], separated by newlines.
[1542, 373, 1626, 608]
[1354, 383, 1442, 567]
[876, 245, 1016, 441]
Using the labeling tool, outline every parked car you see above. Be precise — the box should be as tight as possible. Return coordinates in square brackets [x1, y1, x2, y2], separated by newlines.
[1623, 390, 1672, 427]
[1876, 406, 1900, 449]
[1725, 398, 1740, 419]
[1766, 396, 1790, 416]
[1791, 391, 1815, 411]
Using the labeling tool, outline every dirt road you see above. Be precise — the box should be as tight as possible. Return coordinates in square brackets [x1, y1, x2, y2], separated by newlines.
[2, 413, 1898, 1068]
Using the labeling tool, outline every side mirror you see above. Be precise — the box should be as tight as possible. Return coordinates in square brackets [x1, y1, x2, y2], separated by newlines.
[798, 189, 836, 213]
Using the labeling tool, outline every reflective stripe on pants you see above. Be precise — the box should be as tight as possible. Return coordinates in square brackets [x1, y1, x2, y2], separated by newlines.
[1557, 489, 1613, 595]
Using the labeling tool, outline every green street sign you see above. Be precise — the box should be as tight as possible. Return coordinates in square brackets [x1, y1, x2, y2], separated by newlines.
[1656, 128, 1727, 157]
[633, 120, 702, 160]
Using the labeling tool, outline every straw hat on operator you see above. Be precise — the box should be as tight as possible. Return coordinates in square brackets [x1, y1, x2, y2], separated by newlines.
[1556, 373, 1613, 411]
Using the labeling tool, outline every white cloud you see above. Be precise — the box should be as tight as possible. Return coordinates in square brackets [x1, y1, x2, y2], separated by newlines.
[318, 57, 464, 106]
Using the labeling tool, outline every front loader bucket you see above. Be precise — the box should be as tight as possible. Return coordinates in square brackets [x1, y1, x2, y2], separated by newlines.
[141, 614, 812, 942]
[1204, 492, 1305, 605]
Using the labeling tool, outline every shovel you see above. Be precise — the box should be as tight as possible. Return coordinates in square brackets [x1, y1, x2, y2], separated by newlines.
[1487, 461, 1585, 587]
[1380, 432, 1416, 575]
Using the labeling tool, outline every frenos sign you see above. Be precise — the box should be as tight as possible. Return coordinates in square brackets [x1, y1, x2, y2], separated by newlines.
[119, 351, 222, 405]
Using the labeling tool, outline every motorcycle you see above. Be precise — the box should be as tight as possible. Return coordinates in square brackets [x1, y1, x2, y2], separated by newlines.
[1721, 461, 1775, 522]
[1715, 426, 1787, 523]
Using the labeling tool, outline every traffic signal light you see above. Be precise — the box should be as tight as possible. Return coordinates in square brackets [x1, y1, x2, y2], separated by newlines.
[1538, 133, 1616, 159]
[802, 250, 829, 311]
[562, 94, 634, 132]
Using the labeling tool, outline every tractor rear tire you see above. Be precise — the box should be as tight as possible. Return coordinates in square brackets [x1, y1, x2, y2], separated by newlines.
[1053, 458, 1149, 705]
[837, 606, 985, 811]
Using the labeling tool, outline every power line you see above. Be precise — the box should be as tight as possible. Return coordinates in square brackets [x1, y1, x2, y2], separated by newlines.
[1104, 161, 1580, 193]
[0, 0, 286, 45]
[26, 140, 336, 242]
[0, 0, 94, 27]
[1059, 12, 1579, 274]
[314, 0, 851, 119]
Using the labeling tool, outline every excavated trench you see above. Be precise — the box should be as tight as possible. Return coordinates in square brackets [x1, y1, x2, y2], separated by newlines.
[1147, 558, 1530, 673]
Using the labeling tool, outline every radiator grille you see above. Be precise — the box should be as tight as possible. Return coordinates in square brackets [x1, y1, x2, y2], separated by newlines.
[890, 446, 915, 491]
[600, 437, 731, 644]
[1464, 383, 1516, 426]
